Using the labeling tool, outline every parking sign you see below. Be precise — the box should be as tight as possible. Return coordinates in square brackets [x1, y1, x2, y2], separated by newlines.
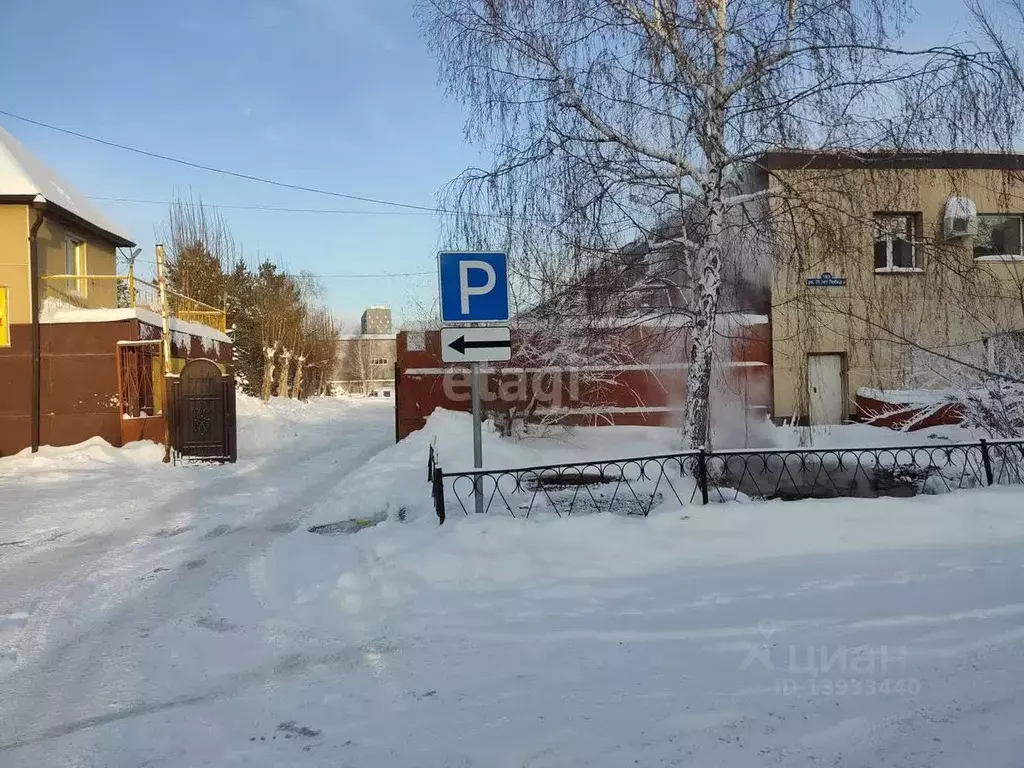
[438, 252, 510, 324]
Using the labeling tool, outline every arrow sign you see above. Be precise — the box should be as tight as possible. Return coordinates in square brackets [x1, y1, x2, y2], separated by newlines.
[441, 326, 512, 363]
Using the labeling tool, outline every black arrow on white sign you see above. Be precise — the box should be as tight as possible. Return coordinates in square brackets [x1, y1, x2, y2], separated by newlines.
[447, 334, 512, 355]
[440, 326, 513, 363]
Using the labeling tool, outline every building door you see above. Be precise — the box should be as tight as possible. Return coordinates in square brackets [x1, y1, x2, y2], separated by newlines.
[807, 354, 844, 425]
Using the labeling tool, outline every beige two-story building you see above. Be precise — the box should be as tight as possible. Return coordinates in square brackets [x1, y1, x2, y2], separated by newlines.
[758, 151, 1024, 425]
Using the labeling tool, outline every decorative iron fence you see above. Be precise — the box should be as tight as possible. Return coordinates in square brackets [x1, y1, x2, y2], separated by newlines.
[427, 439, 1024, 523]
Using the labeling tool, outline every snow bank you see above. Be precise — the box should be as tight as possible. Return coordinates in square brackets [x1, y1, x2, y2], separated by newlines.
[857, 387, 953, 406]
[771, 420, 976, 448]
[300, 483, 1024, 621]
[295, 406, 1024, 619]
[0, 436, 164, 477]
[235, 394, 391, 456]
[0, 395, 392, 474]
[306, 407, 989, 530]
[305, 408, 689, 528]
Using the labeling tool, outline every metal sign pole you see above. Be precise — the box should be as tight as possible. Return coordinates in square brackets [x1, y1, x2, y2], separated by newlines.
[471, 360, 484, 513]
[437, 251, 511, 517]
[156, 243, 173, 465]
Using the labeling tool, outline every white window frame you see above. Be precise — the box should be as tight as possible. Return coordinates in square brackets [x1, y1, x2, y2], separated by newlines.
[64, 236, 88, 297]
[873, 213, 923, 274]
[973, 214, 1024, 262]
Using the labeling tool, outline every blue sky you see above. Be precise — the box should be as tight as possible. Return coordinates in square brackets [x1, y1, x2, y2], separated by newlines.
[0, 0, 977, 326]
[0, 0, 480, 327]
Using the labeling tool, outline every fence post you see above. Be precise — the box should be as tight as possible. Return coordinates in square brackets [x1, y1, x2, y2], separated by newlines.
[697, 448, 709, 505]
[427, 444, 435, 482]
[433, 467, 446, 524]
[979, 439, 994, 486]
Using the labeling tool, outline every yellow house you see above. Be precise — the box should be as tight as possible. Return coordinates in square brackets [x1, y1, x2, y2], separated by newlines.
[758, 151, 1024, 425]
[0, 124, 231, 457]
[0, 123, 135, 327]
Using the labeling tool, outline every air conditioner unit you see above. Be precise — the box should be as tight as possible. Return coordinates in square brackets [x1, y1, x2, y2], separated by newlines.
[943, 197, 977, 239]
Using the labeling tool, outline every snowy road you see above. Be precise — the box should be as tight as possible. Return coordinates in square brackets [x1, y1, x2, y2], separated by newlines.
[0, 398, 396, 765]
[1, 402, 1023, 766]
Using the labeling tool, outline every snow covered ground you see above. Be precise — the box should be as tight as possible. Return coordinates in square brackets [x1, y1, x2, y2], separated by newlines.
[1, 401, 1023, 766]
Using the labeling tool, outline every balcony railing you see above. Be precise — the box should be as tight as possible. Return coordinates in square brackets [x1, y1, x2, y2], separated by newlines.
[40, 272, 227, 333]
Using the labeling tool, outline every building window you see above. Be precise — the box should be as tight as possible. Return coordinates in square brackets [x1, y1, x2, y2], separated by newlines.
[65, 237, 87, 296]
[985, 331, 1024, 374]
[874, 214, 921, 272]
[974, 214, 1024, 260]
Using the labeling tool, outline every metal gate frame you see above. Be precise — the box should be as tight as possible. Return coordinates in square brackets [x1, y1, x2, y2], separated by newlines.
[168, 358, 237, 463]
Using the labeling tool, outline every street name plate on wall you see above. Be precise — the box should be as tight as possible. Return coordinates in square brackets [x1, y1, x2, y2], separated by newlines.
[807, 272, 847, 287]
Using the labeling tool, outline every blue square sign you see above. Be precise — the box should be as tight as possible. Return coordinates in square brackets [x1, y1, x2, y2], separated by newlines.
[438, 251, 510, 324]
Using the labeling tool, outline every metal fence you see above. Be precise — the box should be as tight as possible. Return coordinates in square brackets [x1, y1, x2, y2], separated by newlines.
[40, 272, 227, 332]
[428, 438, 1024, 523]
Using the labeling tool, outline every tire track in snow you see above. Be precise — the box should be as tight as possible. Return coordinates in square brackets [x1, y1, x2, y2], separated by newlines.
[0, 406, 394, 751]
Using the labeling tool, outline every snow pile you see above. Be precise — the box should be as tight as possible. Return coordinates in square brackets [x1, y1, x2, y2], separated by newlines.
[0, 436, 164, 478]
[0, 395, 391, 475]
[310, 486, 1024, 615]
[858, 387, 953, 406]
[236, 394, 391, 456]
[772, 420, 976, 448]
[306, 408, 691, 527]
[306, 407, 991, 530]
[296, 407, 1023, 618]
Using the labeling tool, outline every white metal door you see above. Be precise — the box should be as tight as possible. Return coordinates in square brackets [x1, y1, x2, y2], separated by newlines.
[807, 354, 844, 425]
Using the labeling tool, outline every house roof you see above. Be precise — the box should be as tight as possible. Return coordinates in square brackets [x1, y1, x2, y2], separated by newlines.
[0, 123, 135, 246]
[759, 149, 1024, 172]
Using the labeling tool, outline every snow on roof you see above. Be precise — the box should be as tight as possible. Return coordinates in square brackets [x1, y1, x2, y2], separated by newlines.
[857, 387, 951, 405]
[39, 304, 231, 344]
[0, 123, 134, 245]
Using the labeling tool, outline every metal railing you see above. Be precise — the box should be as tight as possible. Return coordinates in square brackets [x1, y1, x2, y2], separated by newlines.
[428, 438, 1024, 523]
[40, 271, 227, 333]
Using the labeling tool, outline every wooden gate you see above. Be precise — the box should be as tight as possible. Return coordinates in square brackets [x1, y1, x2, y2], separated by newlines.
[169, 358, 237, 463]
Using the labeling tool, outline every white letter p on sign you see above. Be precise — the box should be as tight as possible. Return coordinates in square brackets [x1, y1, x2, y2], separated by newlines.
[459, 260, 496, 315]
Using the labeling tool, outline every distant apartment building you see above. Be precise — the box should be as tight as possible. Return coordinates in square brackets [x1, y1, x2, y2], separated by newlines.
[361, 305, 392, 334]
[334, 306, 396, 396]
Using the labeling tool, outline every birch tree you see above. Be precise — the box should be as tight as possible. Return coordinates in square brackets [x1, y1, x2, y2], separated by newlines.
[422, 0, 1001, 449]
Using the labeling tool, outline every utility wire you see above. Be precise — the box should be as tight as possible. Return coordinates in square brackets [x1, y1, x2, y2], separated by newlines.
[91, 196, 438, 216]
[0, 108, 443, 214]
[128, 256, 431, 279]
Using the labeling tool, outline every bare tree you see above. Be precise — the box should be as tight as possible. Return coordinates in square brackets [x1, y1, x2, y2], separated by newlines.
[300, 308, 340, 399]
[278, 347, 293, 397]
[164, 191, 240, 308]
[421, 0, 1002, 449]
[262, 341, 278, 402]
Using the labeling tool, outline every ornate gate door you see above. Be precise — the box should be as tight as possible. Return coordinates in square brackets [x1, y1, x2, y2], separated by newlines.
[170, 358, 237, 462]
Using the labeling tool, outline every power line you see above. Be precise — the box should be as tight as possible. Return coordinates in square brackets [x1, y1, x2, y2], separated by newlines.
[0, 108, 442, 214]
[91, 196, 437, 216]
[128, 257, 431, 279]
